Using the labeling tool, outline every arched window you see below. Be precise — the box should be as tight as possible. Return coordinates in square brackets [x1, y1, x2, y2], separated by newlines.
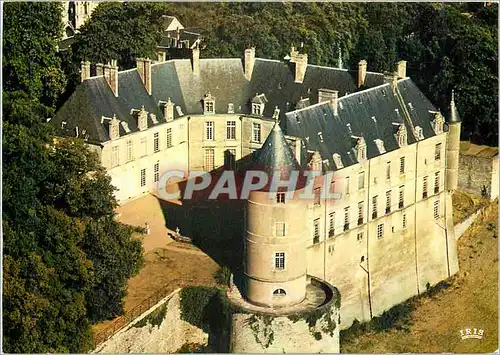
[273, 289, 286, 296]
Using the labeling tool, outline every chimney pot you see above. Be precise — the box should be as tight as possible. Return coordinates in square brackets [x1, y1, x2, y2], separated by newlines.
[192, 47, 200, 75]
[136, 58, 152, 95]
[397, 60, 407, 79]
[80, 61, 91, 82]
[244, 47, 256, 81]
[358, 60, 367, 88]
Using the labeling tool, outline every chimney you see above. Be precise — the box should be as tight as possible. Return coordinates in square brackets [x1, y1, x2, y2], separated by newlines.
[96, 63, 104, 76]
[318, 89, 339, 116]
[391, 72, 398, 95]
[191, 47, 200, 75]
[244, 47, 255, 81]
[358, 60, 367, 88]
[80, 61, 90, 82]
[396, 60, 407, 78]
[104, 60, 119, 97]
[136, 58, 152, 95]
[294, 53, 308, 84]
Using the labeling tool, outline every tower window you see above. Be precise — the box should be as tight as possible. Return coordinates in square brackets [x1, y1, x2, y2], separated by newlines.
[399, 156, 405, 175]
[252, 123, 261, 143]
[435, 143, 442, 161]
[273, 288, 286, 296]
[344, 207, 350, 231]
[154, 132, 160, 153]
[434, 171, 440, 194]
[154, 162, 159, 183]
[140, 168, 146, 187]
[423, 176, 428, 199]
[377, 223, 384, 239]
[385, 190, 391, 214]
[275, 252, 285, 270]
[275, 222, 286, 237]
[434, 200, 440, 219]
[313, 219, 320, 244]
[329, 212, 335, 237]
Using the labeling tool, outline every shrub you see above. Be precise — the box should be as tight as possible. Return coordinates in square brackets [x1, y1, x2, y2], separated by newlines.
[214, 266, 232, 287]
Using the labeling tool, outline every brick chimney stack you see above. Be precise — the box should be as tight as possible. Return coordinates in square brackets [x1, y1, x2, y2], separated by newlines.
[104, 60, 119, 97]
[244, 47, 256, 81]
[80, 61, 90, 82]
[318, 89, 339, 116]
[96, 63, 104, 76]
[137, 58, 152, 95]
[397, 60, 407, 79]
[358, 60, 367, 88]
[192, 46, 200, 75]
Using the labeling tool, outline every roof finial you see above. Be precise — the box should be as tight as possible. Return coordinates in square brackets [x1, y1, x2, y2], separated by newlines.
[451, 89, 455, 104]
[273, 106, 280, 122]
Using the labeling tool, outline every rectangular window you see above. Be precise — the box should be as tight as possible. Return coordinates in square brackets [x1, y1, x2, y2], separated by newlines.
[435, 143, 442, 161]
[154, 132, 160, 152]
[399, 186, 404, 208]
[400, 156, 405, 175]
[402, 213, 407, 230]
[434, 171, 440, 194]
[140, 168, 146, 187]
[275, 252, 285, 270]
[357, 232, 364, 241]
[372, 195, 378, 219]
[275, 222, 286, 237]
[313, 219, 320, 244]
[126, 140, 133, 162]
[358, 172, 365, 190]
[205, 101, 214, 114]
[141, 137, 147, 157]
[154, 162, 159, 182]
[226, 121, 236, 140]
[166, 128, 172, 148]
[314, 187, 321, 206]
[276, 192, 286, 204]
[434, 200, 440, 219]
[358, 201, 364, 225]
[252, 123, 261, 143]
[423, 176, 428, 199]
[385, 190, 391, 214]
[205, 121, 214, 140]
[345, 176, 350, 195]
[329, 212, 335, 237]
[377, 223, 384, 239]
[204, 148, 215, 172]
[344, 207, 350, 231]
[386, 161, 391, 180]
[111, 145, 119, 167]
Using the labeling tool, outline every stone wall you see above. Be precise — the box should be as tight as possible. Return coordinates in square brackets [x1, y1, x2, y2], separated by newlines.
[94, 290, 207, 353]
[458, 154, 495, 199]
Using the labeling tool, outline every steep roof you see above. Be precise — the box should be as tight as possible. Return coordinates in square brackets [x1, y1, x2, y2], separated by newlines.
[449, 91, 461, 123]
[284, 78, 438, 170]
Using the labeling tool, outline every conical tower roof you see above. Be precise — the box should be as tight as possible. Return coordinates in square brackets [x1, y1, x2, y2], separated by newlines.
[449, 90, 461, 123]
[253, 121, 301, 182]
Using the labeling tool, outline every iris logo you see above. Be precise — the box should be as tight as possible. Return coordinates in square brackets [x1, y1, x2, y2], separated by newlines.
[459, 328, 484, 340]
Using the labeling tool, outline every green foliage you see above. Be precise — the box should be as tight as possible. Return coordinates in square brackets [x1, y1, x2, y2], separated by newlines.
[176, 342, 211, 353]
[133, 303, 168, 329]
[213, 266, 231, 287]
[247, 314, 275, 349]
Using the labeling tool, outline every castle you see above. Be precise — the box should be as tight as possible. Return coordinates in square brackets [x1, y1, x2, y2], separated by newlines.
[54, 46, 461, 352]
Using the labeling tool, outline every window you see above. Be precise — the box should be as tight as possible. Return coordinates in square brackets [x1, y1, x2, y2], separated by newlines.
[275, 222, 286, 237]
[329, 212, 335, 237]
[313, 219, 320, 244]
[166, 128, 172, 148]
[358, 201, 364, 225]
[372, 196, 378, 219]
[434, 200, 440, 219]
[399, 156, 405, 175]
[140, 168, 146, 187]
[345, 176, 350, 195]
[227, 103, 234, 114]
[252, 123, 261, 143]
[252, 104, 262, 115]
[273, 288, 286, 296]
[358, 172, 365, 190]
[386, 162, 391, 180]
[344, 207, 350, 231]
[402, 214, 407, 230]
[111, 145, 119, 167]
[399, 186, 404, 208]
[314, 187, 321, 206]
[126, 140, 133, 162]
[434, 171, 440, 194]
[377, 223, 384, 239]
[435, 143, 442, 161]
[357, 232, 364, 241]
[154, 162, 159, 182]
[205, 121, 214, 140]
[224, 149, 236, 170]
[276, 192, 286, 204]
[226, 121, 236, 140]
[204, 149, 215, 171]
[275, 252, 285, 270]
[423, 176, 428, 199]
[204, 101, 214, 114]
[141, 137, 147, 157]
[154, 132, 160, 153]
[385, 190, 391, 214]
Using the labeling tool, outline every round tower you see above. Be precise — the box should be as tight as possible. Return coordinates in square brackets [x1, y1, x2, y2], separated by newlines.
[446, 90, 462, 191]
[244, 122, 308, 308]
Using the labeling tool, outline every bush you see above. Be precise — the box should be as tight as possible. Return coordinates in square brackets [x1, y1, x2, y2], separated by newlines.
[133, 303, 168, 329]
[214, 266, 232, 287]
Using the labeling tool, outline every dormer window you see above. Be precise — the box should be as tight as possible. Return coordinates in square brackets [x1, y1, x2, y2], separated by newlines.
[433, 112, 444, 134]
[309, 151, 322, 172]
[396, 124, 407, 147]
[318, 132, 324, 142]
[162, 98, 175, 122]
[332, 153, 343, 169]
[227, 103, 234, 114]
[138, 106, 148, 131]
[414, 126, 424, 140]
[203, 92, 215, 115]
[121, 121, 131, 134]
[374, 139, 386, 154]
[109, 114, 120, 140]
[356, 136, 367, 161]
[252, 104, 262, 115]
[251, 93, 268, 116]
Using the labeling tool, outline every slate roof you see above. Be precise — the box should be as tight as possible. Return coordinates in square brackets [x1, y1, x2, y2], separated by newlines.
[284, 78, 438, 171]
